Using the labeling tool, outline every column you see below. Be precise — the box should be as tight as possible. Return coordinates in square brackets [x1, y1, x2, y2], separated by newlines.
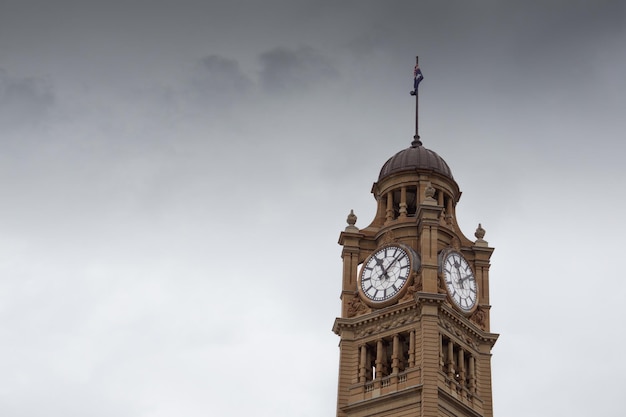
[399, 187, 407, 218]
[359, 345, 367, 383]
[447, 340, 455, 379]
[468, 354, 476, 393]
[409, 330, 415, 367]
[458, 348, 466, 388]
[439, 334, 445, 371]
[385, 192, 394, 223]
[366, 346, 373, 381]
[391, 334, 400, 374]
[375, 339, 385, 379]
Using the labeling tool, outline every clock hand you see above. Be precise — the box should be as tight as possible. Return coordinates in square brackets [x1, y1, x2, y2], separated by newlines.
[459, 276, 467, 284]
[380, 256, 401, 280]
[454, 264, 465, 289]
[373, 256, 386, 279]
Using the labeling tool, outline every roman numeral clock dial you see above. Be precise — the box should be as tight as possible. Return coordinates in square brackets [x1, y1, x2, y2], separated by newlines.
[441, 251, 478, 313]
[358, 244, 419, 307]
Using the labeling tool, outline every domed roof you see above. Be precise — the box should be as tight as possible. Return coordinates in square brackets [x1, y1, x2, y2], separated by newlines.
[378, 140, 454, 181]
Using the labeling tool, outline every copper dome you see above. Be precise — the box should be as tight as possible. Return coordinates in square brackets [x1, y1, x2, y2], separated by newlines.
[378, 142, 454, 182]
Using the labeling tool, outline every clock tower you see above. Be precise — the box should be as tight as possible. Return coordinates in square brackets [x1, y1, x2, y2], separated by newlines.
[333, 59, 498, 417]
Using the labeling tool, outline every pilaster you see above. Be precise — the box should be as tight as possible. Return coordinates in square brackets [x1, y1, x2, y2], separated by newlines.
[416, 202, 443, 294]
[339, 228, 364, 317]
[416, 293, 445, 417]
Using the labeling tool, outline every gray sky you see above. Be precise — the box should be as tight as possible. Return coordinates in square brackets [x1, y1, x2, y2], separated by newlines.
[1, 1, 625, 416]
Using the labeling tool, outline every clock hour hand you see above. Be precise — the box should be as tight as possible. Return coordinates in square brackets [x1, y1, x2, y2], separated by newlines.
[368, 255, 387, 282]
[373, 256, 385, 276]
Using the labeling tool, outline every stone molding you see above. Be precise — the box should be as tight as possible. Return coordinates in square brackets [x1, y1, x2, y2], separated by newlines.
[333, 302, 419, 338]
[439, 304, 498, 348]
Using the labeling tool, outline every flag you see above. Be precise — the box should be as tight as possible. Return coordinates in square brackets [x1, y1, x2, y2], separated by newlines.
[413, 64, 424, 91]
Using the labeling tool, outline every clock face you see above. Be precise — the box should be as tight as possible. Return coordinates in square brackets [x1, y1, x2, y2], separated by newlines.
[442, 251, 478, 312]
[359, 245, 413, 303]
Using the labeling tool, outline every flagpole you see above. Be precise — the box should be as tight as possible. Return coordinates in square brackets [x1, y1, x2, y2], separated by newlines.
[410, 56, 422, 146]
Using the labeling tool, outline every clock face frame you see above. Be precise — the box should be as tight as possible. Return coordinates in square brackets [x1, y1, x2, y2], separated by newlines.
[441, 250, 478, 313]
[358, 244, 419, 306]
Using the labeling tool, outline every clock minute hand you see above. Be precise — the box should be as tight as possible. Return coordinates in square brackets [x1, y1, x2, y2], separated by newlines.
[454, 263, 465, 289]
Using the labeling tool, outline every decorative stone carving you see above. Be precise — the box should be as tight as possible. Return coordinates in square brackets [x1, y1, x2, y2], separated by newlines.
[356, 310, 419, 338]
[380, 230, 397, 246]
[401, 272, 422, 301]
[439, 208, 447, 226]
[470, 306, 486, 329]
[439, 316, 478, 350]
[347, 293, 369, 317]
[437, 274, 448, 294]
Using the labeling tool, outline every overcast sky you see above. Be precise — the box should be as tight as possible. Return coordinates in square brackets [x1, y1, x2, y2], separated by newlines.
[1, 1, 625, 416]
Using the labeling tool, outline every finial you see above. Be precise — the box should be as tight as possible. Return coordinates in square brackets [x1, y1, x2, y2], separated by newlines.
[474, 223, 486, 239]
[424, 182, 437, 205]
[409, 56, 424, 147]
[345, 209, 359, 232]
[474, 223, 488, 246]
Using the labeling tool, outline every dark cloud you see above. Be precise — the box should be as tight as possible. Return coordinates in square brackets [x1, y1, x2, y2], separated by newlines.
[258, 46, 339, 92]
[344, 25, 396, 58]
[189, 54, 253, 103]
[0, 69, 54, 128]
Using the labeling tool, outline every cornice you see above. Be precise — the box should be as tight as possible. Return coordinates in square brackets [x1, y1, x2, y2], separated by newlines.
[439, 304, 498, 348]
[333, 294, 498, 349]
[333, 301, 419, 337]
[415, 291, 447, 306]
[338, 230, 365, 247]
[472, 244, 495, 255]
